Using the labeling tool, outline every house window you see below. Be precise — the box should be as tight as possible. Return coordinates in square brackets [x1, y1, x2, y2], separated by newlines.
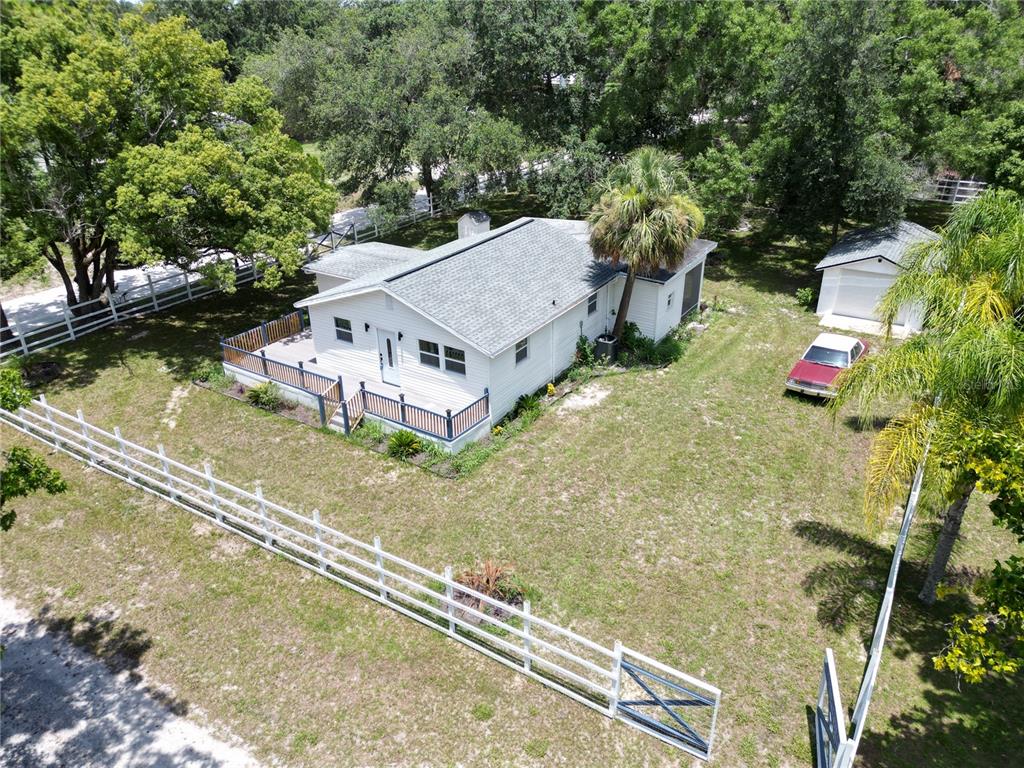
[444, 345, 466, 375]
[515, 337, 529, 364]
[334, 317, 353, 343]
[667, 292, 674, 308]
[587, 293, 598, 315]
[419, 339, 440, 368]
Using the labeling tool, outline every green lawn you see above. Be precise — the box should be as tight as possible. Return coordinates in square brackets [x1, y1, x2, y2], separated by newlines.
[2, 205, 1019, 767]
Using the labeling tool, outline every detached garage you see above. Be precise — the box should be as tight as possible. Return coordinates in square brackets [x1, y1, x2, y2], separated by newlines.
[814, 220, 937, 338]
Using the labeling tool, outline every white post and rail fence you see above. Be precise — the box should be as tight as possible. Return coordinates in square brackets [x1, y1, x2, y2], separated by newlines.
[0, 397, 721, 760]
[813, 453, 928, 767]
[1, 157, 554, 363]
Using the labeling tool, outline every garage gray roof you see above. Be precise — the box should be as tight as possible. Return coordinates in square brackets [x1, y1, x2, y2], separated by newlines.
[305, 242, 420, 280]
[815, 220, 938, 271]
[296, 217, 717, 357]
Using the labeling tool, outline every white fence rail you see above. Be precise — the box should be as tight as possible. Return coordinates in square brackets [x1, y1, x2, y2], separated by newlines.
[0, 397, 720, 759]
[3, 157, 555, 361]
[1, 263, 258, 361]
[813, 455, 927, 767]
[915, 177, 987, 205]
[306, 157, 553, 258]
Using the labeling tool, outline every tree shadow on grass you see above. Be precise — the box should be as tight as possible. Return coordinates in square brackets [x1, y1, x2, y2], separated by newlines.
[704, 216, 831, 298]
[0, 603, 243, 768]
[27, 275, 316, 393]
[793, 520, 1023, 767]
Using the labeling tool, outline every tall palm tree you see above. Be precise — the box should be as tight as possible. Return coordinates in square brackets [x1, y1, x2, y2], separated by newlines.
[589, 147, 704, 340]
[832, 190, 1024, 604]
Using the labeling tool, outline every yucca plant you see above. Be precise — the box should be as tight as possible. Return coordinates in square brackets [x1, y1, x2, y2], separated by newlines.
[386, 429, 421, 458]
[246, 382, 282, 411]
[831, 190, 1024, 604]
[589, 147, 704, 339]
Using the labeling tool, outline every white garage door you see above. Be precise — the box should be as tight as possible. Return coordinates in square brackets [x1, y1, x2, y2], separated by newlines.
[834, 268, 893, 321]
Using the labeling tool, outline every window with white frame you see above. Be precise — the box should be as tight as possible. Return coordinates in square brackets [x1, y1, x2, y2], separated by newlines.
[444, 345, 466, 375]
[419, 339, 440, 367]
[334, 317, 353, 343]
[515, 337, 529, 364]
[587, 292, 598, 315]
[667, 292, 674, 308]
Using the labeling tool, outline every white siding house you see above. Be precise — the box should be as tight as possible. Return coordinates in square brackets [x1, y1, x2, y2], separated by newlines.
[229, 217, 715, 448]
[815, 221, 936, 338]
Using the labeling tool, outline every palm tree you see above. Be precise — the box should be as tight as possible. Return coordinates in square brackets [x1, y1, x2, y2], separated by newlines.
[589, 147, 704, 340]
[832, 190, 1024, 604]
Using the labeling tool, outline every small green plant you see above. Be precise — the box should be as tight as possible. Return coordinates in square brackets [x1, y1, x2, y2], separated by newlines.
[618, 321, 685, 366]
[795, 286, 817, 309]
[352, 419, 386, 445]
[574, 334, 596, 367]
[514, 393, 542, 418]
[246, 381, 282, 411]
[387, 429, 422, 458]
[471, 702, 495, 721]
[193, 360, 232, 389]
[524, 739, 549, 758]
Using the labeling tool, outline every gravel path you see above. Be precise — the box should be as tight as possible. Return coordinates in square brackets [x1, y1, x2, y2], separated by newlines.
[1, 595, 261, 768]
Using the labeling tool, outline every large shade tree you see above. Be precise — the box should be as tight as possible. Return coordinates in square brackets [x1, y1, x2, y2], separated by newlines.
[589, 147, 704, 340]
[753, 0, 913, 241]
[831, 190, 1024, 604]
[0, 1, 335, 320]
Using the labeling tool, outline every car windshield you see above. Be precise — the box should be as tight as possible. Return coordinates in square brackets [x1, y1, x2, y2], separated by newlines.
[803, 345, 849, 368]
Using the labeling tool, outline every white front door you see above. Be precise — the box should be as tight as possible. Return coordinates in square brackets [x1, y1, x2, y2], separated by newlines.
[376, 329, 400, 386]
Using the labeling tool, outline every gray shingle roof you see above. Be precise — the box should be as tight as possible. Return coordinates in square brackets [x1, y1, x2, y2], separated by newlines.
[305, 242, 420, 280]
[815, 220, 938, 271]
[296, 217, 717, 357]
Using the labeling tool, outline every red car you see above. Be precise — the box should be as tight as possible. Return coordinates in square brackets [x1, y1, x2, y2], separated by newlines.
[786, 333, 868, 398]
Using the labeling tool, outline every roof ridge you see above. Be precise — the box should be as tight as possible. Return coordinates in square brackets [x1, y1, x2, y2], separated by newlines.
[384, 218, 536, 283]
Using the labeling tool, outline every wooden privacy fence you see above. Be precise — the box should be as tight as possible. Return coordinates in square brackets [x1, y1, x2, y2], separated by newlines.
[1, 398, 721, 760]
[223, 310, 305, 353]
[0, 262, 259, 361]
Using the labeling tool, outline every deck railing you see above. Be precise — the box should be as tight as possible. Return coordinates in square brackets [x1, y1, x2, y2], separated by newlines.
[356, 382, 489, 442]
[220, 322, 491, 442]
[224, 310, 305, 353]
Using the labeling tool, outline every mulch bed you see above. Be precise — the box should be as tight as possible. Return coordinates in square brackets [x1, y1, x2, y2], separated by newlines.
[193, 379, 322, 428]
[21, 361, 63, 387]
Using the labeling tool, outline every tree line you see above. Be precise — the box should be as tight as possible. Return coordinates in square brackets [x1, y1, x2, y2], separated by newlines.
[234, 0, 1023, 235]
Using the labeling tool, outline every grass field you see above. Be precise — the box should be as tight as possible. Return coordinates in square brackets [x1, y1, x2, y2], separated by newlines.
[2, 205, 1020, 767]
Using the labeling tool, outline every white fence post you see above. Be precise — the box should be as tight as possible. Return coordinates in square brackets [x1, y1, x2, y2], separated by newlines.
[183, 270, 193, 300]
[522, 599, 532, 671]
[444, 565, 455, 636]
[157, 444, 176, 500]
[147, 274, 158, 310]
[16, 322, 29, 355]
[607, 640, 623, 716]
[203, 462, 222, 523]
[63, 307, 76, 340]
[38, 395, 62, 448]
[373, 535, 387, 599]
[105, 287, 119, 323]
[313, 508, 326, 573]
[255, 482, 271, 545]
[112, 426, 132, 480]
[75, 408, 94, 465]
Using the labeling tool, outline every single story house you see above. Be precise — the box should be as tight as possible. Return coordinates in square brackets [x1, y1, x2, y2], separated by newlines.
[814, 220, 937, 338]
[274, 216, 714, 447]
